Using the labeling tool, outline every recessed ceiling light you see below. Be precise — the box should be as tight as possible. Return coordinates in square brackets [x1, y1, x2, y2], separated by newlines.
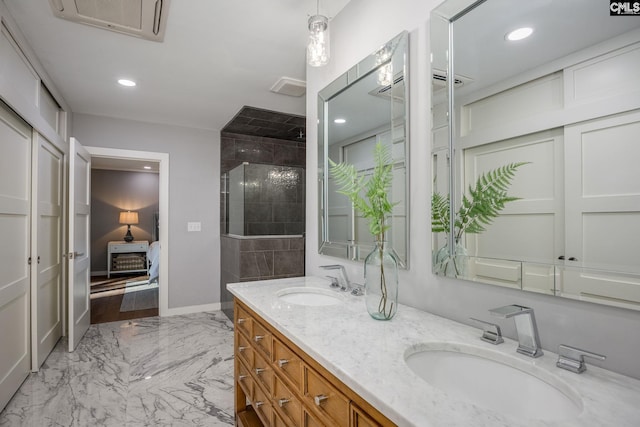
[506, 27, 533, 41]
[334, 118, 346, 124]
[143, 166, 152, 170]
[118, 79, 136, 87]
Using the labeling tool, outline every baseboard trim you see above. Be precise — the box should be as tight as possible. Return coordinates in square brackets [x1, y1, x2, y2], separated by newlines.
[163, 302, 222, 317]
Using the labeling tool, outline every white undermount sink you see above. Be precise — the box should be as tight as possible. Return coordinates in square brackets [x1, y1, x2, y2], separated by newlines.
[275, 287, 345, 306]
[405, 343, 583, 421]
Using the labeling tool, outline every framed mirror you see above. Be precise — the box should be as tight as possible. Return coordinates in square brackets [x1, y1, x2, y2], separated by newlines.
[431, 0, 640, 310]
[318, 31, 410, 267]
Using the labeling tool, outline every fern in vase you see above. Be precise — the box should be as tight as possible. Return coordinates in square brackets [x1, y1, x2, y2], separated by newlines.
[329, 142, 398, 320]
[432, 162, 528, 276]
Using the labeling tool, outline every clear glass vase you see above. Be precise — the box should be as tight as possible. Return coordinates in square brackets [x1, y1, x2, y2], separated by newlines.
[364, 240, 398, 320]
[433, 240, 468, 277]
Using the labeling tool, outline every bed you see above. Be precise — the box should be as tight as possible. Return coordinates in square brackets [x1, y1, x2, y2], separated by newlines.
[148, 241, 160, 283]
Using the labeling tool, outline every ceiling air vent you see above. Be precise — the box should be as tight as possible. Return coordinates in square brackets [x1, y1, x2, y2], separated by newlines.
[48, 0, 170, 42]
[432, 69, 473, 88]
[270, 77, 306, 97]
[369, 74, 406, 101]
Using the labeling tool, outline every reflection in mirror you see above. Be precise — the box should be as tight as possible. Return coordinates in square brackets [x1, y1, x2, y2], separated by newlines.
[431, 0, 640, 310]
[319, 31, 409, 267]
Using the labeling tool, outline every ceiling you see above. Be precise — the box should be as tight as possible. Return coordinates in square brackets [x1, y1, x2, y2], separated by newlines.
[448, 0, 640, 96]
[91, 156, 159, 173]
[3, 0, 350, 131]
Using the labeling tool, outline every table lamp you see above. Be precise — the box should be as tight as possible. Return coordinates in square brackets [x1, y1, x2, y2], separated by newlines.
[119, 211, 138, 242]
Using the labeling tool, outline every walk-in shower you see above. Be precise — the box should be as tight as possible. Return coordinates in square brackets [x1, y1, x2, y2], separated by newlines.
[225, 163, 305, 236]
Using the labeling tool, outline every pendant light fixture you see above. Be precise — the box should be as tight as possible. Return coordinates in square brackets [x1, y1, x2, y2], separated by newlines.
[307, 0, 329, 67]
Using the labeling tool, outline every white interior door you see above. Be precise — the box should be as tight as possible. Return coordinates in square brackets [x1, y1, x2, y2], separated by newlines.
[462, 129, 563, 293]
[562, 110, 640, 308]
[68, 137, 91, 351]
[31, 132, 64, 369]
[0, 102, 32, 410]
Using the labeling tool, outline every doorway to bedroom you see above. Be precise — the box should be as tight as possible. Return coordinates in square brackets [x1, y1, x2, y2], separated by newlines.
[86, 148, 168, 324]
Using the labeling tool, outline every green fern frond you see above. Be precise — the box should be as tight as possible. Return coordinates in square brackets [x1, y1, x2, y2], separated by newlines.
[432, 162, 528, 241]
[431, 192, 450, 233]
[329, 142, 397, 240]
[455, 162, 528, 240]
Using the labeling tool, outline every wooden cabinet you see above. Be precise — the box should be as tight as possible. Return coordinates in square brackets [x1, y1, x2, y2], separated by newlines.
[233, 299, 395, 427]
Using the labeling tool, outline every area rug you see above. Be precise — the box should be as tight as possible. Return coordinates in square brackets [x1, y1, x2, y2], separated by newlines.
[119, 280, 159, 312]
[90, 275, 149, 294]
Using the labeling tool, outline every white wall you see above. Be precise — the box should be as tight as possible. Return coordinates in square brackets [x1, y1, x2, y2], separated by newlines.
[305, 0, 640, 379]
[72, 113, 221, 310]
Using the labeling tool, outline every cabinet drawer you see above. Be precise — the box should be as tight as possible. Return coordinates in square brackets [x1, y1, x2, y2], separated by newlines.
[237, 332, 254, 368]
[253, 381, 273, 426]
[237, 360, 254, 402]
[236, 306, 253, 338]
[252, 321, 272, 359]
[304, 365, 350, 427]
[272, 337, 302, 392]
[272, 375, 302, 427]
[303, 409, 325, 427]
[351, 403, 382, 427]
[273, 410, 290, 427]
[110, 243, 147, 252]
[253, 351, 274, 395]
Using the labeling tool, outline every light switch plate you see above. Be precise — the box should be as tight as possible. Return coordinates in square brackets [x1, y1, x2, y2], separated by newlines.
[187, 222, 201, 232]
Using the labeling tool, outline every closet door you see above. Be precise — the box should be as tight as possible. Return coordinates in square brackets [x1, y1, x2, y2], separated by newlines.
[0, 102, 31, 411]
[562, 110, 640, 307]
[31, 132, 64, 369]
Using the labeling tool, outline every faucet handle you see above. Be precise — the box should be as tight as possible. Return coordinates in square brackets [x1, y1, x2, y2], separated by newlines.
[350, 282, 364, 296]
[557, 344, 606, 374]
[470, 317, 504, 345]
[325, 276, 340, 288]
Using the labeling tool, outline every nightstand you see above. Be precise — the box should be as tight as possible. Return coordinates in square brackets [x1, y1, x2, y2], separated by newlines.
[107, 240, 149, 278]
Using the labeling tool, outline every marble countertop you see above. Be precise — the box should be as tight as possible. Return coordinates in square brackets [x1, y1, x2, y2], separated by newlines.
[228, 276, 640, 427]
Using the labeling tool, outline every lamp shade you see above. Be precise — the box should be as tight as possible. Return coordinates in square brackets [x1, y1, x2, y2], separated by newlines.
[119, 211, 139, 225]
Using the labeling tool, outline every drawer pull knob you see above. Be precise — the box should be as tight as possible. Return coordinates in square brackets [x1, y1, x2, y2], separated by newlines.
[238, 375, 247, 380]
[277, 359, 289, 368]
[254, 401, 264, 408]
[255, 368, 266, 375]
[254, 335, 264, 342]
[237, 318, 246, 324]
[238, 346, 247, 352]
[314, 394, 328, 406]
[278, 398, 290, 408]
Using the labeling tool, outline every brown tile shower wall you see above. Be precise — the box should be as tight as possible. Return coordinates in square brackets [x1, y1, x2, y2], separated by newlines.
[220, 235, 305, 319]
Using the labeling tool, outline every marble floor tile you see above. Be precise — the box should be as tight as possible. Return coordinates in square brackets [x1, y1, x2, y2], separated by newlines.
[0, 312, 235, 427]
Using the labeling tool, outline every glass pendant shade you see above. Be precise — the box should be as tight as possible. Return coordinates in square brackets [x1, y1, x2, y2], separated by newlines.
[308, 14, 329, 67]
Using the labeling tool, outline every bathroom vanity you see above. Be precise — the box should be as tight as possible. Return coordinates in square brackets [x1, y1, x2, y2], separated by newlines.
[228, 277, 640, 426]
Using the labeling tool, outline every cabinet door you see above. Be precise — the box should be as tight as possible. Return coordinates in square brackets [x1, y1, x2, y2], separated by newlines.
[0, 100, 32, 411]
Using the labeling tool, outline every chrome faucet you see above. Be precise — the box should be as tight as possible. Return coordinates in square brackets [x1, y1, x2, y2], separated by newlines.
[320, 265, 350, 292]
[490, 304, 543, 358]
[556, 344, 606, 374]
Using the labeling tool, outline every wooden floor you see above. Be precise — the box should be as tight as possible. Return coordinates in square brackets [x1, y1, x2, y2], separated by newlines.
[90, 275, 158, 324]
